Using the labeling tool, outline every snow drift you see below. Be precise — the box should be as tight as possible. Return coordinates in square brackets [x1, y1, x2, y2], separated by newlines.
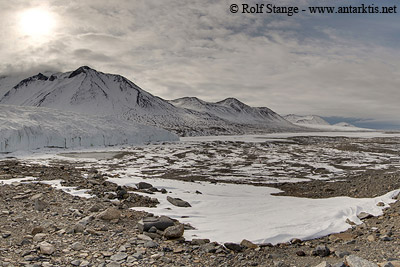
[0, 105, 178, 153]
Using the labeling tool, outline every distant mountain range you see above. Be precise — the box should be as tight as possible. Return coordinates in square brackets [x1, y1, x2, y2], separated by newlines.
[284, 114, 330, 126]
[0, 66, 303, 136]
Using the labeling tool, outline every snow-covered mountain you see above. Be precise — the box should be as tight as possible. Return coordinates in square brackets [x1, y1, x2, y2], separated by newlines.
[0, 66, 301, 136]
[284, 114, 372, 132]
[0, 104, 178, 153]
[283, 114, 330, 126]
[170, 97, 294, 127]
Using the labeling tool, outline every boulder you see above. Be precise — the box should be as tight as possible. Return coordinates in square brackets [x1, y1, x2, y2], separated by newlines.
[97, 207, 121, 221]
[312, 245, 330, 257]
[137, 182, 153, 190]
[163, 224, 184, 239]
[345, 255, 378, 267]
[39, 241, 55, 255]
[167, 196, 191, 207]
[224, 242, 243, 252]
[357, 212, 373, 220]
[138, 216, 174, 232]
[240, 239, 258, 249]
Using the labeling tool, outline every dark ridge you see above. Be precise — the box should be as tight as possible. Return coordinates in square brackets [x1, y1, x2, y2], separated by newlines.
[49, 75, 57, 81]
[68, 66, 93, 78]
[13, 73, 49, 89]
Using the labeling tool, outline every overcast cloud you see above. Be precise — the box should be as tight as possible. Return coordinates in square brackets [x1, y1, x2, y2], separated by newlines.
[0, 0, 399, 128]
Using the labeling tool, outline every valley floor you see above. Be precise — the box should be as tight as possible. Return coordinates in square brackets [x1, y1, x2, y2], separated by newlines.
[1, 132, 400, 266]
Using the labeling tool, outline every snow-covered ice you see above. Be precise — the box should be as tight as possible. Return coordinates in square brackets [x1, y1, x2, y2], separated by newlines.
[0, 104, 179, 153]
[109, 176, 398, 245]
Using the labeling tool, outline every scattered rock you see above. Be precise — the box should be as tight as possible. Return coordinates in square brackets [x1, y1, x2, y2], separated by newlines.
[97, 207, 121, 221]
[166, 196, 191, 207]
[296, 251, 306, 257]
[357, 212, 374, 220]
[345, 255, 378, 267]
[240, 239, 258, 249]
[110, 252, 128, 262]
[312, 245, 330, 257]
[34, 199, 47, 211]
[163, 224, 184, 239]
[137, 182, 153, 190]
[138, 216, 174, 232]
[224, 242, 243, 252]
[38, 241, 55, 255]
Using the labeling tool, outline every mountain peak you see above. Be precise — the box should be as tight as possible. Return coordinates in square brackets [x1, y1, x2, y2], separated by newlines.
[68, 66, 95, 78]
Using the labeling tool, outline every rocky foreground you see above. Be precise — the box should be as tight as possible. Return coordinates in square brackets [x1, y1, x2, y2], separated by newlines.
[1, 160, 400, 267]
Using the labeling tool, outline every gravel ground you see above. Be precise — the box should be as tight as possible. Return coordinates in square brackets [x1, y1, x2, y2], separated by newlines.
[1, 135, 400, 266]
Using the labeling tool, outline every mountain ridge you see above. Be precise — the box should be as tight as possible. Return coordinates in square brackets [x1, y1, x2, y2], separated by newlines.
[0, 66, 302, 136]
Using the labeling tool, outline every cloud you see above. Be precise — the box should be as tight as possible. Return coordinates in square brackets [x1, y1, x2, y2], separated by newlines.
[0, 0, 399, 127]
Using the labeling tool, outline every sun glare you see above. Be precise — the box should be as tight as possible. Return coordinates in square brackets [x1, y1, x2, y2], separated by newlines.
[19, 8, 56, 37]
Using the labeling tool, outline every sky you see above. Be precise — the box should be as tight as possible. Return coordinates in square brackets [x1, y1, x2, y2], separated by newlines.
[0, 0, 399, 129]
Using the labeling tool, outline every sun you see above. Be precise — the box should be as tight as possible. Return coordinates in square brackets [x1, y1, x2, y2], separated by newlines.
[19, 8, 56, 37]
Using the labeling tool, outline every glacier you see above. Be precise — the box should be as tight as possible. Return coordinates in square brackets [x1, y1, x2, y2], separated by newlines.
[0, 104, 179, 153]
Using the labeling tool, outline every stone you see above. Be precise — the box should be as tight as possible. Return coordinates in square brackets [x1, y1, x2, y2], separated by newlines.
[110, 252, 128, 262]
[137, 234, 153, 241]
[290, 238, 302, 244]
[31, 226, 44, 235]
[73, 223, 85, 233]
[377, 202, 385, 207]
[97, 207, 121, 221]
[201, 243, 217, 253]
[2, 232, 11, 238]
[224, 242, 243, 252]
[335, 251, 350, 258]
[39, 241, 55, 255]
[314, 262, 331, 267]
[296, 251, 306, 257]
[137, 182, 153, 189]
[71, 242, 84, 251]
[329, 233, 356, 242]
[34, 199, 47, 211]
[345, 255, 378, 267]
[367, 235, 376, 242]
[106, 262, 120, 267]
[33, 233, 47, 242]
[71, 260, 81, 266]
[191, 238, 210, 245]
[88, 204, 102, 212]
[240, 239, 258, 249]
[312, 245, 330, 257]
[78, 216, 93, 226]
[144, 241, 159, 248]
[357, 212, 373, 220]
[137, 216, 174, 232]
[163, 224, 184, 239]
[166, 196, 191, 207]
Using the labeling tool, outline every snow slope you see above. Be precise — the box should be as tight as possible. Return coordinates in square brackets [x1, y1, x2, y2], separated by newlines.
[0, 67, 301, 136]
[284, 114, 330, 125]
[0, 104, 178, 153]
